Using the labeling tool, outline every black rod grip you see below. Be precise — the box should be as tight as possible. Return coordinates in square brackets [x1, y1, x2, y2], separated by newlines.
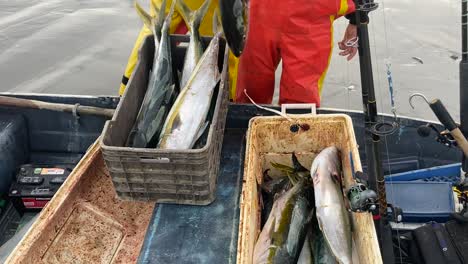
[460, 62, 468, 136]
[429, 99, 458, 131]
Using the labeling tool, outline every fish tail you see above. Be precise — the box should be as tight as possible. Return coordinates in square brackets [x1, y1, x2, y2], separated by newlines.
[134, 1, 153, 32]
[177, 0, 211, 32]
[156, 0, 168, 30]
[292, 152, 309, 174]
[149, 0, 160, 17]
[194, 0, 212, 30]
[212, 8, 223, 35]
[162, 0, 176, 33]
[175, 0, 191, 28]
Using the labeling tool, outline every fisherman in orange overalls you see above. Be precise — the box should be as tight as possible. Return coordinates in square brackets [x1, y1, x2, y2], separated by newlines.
[234, 0, 367, 107]
[122, 0, 366, 107]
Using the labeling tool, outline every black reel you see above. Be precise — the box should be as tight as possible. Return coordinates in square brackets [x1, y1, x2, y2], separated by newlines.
[417, 123, 457, 148]
[347, 172, 378, 213]
[356, 0, 379, 12]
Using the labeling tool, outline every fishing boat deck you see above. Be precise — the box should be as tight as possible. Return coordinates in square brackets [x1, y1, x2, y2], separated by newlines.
[0, 94, 463, 263]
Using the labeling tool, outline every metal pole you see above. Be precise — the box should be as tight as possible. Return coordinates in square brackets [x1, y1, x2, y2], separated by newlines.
[460, 0, 468, 179]
[353, 2, 394, 262]
[462, 0, 467, 62]
[353, 0, 387, 219]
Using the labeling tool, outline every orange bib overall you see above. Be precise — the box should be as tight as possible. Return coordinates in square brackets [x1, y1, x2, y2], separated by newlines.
[235, 0, 355, 107]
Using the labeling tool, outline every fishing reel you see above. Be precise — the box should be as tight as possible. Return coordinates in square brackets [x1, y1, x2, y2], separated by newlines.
[355, 0, 379, 12]
[417, 123, 457, 148]
[347, 174, 378, 213]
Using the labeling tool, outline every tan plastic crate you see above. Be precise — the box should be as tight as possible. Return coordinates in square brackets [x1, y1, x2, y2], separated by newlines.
[237, 113, 382, 264]
[5, 141, 154, 264]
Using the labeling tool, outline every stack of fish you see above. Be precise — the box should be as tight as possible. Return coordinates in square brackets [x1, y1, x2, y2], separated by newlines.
[254, 146, 356, 264]
[126, 0, 222, 150]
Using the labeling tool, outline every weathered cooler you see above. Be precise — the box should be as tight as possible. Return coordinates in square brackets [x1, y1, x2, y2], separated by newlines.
[100, 34, 229, 205]
[237, 111, 382, 263]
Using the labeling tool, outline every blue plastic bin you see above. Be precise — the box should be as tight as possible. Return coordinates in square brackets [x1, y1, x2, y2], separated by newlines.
[385, 181, 455, 223]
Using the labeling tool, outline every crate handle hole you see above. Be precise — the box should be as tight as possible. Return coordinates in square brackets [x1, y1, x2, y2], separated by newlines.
[281, 103, 316, 115]
[139, 157, 171, 164]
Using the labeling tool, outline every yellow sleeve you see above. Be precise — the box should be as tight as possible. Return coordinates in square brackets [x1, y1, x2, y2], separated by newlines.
[228, 50, 240, 101]
[119, 25, 152, 96]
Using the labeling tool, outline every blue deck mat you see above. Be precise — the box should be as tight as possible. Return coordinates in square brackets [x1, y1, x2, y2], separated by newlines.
[137, 129, 245, 264]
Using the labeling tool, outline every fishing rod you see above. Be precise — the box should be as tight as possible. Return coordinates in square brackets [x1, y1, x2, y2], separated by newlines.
[460, 0, 468, 184]
[0, 95, 115, 118]
[351, 1, 396, 262]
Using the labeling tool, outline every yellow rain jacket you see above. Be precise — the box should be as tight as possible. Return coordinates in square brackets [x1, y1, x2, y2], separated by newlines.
[119, 0, 239, 101]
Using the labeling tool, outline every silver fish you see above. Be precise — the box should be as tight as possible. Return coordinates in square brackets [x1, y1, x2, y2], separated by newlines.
[134, 0, 166, 92]
[253, 179, 314, 264]
[299, 216, 339, 264]
[311, 146, 353, 264]
[157, 31, 221, 149]
[311, 220, 338, 264]
[297, 225, 314, 264]
[127, 0, 177, 148]
[177, 0, 212, 89]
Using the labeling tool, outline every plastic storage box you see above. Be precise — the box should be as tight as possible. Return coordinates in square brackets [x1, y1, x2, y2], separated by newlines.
[385, 181, 455, 223]
[100, 34, 229, 205]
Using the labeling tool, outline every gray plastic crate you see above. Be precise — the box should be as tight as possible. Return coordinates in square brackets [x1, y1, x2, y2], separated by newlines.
[100, 34, 229, 205]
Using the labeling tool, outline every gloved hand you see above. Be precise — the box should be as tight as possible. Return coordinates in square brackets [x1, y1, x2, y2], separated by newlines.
[338, 24, 358, 61]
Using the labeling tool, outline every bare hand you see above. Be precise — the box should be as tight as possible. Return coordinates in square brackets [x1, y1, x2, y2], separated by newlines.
[338, 24, 358, 61]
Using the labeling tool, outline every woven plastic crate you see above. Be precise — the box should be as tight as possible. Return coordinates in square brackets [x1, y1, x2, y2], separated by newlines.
[100, 34, 229, 205]
[237, 112, 382, 263]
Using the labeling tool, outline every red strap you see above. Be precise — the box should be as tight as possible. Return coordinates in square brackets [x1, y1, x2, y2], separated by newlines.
[174, 22, 188, 35]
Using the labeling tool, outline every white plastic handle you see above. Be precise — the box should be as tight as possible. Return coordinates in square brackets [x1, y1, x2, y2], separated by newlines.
[281, 104, 316, 115]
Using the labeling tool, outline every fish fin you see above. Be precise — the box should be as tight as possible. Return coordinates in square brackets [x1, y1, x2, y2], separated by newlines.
[150, 0, 160, 16]
[292, 152, 309, 175]
[286, 172, 296, 185]
[176, 0, 211, 30]
[212, 8, 223, 35]
[175, 0, 192, 28]
[270, 162, 295, 173]
[193, 0, 211, 30]
[134, 1, 153, 32]
[162, 0, 176, 32]
[154, 0, 168, 40]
